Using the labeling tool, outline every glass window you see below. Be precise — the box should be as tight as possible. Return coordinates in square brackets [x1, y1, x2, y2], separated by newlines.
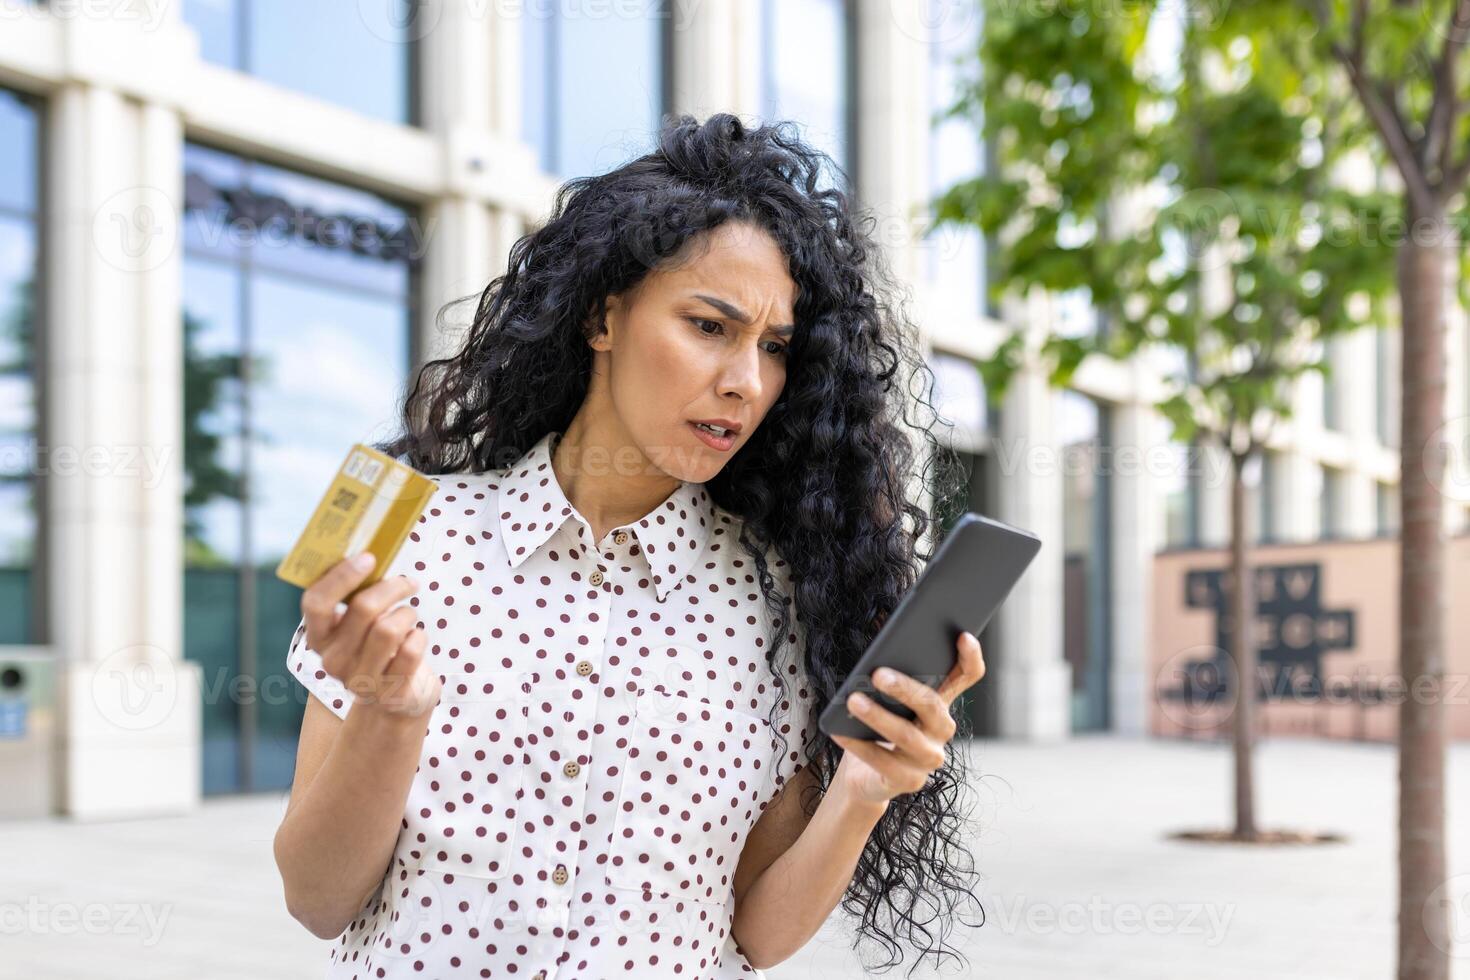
[522, 0, 667, 178]
[0, 89, 38, 644]
[1376, 481, 1399, 536]
[761, 0, 853, 192]
[928, 351, 987, 449]
[1257, 450, 1278, 543]
[1323, 467, 1346, 538]
[1158, 424, 1198, 549]
[182, 143, 420, 793]
[1059, 391, 1111, 732]
[1377, 327, 1400, 448]
[183, 0, 415, 124]
[925, 2, 985, 315]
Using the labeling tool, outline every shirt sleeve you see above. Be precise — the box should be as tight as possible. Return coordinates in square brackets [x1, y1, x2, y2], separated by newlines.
[285, 615, 356, 721]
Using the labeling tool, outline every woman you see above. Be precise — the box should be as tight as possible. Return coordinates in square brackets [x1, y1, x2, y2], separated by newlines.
[274, 113, 987, 979]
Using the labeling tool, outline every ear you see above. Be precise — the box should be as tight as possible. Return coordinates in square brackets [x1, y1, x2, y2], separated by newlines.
[586, 295, 620, 353]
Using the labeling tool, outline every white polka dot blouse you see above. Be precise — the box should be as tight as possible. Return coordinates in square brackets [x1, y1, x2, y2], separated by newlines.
[286, 429, 821, 979]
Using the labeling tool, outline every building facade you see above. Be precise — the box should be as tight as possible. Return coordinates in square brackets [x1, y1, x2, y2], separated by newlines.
[0, 0, 1464, 819]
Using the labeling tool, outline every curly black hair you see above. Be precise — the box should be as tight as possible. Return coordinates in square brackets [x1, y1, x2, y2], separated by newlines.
[375, 112, 985, 975]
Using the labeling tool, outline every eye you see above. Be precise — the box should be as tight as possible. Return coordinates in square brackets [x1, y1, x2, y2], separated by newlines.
[762, 341, 790, 357]
[689, 317, 723, 335]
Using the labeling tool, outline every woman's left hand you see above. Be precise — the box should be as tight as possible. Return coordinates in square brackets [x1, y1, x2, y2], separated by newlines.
[830, 630, 986, 807]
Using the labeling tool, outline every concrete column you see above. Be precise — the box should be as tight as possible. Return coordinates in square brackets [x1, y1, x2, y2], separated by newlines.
[854, 0, 929, 288]
[669, 0, 757, 121]
[418, 0, 497, 366]
[1270, 449, 1322, 542]
[1273, 348, 1325, 542]
[49, 81, 201, 819]
[989, 289, 1071, 740]
[1109, 390, 1159, 735]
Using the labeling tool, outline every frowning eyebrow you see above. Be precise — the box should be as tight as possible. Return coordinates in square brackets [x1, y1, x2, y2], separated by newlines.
[692, 293, 796, 335]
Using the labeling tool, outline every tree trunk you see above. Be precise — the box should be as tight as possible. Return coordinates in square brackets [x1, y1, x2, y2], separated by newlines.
[1395, 212, 1450, 980]
[1229, 453, 1257, 840]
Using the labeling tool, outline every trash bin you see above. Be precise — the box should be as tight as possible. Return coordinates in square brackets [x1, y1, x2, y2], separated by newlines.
[0, 649, 56, 819]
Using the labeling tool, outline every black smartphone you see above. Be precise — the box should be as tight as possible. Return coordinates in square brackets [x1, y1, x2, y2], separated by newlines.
[817, 512, 1042, 740]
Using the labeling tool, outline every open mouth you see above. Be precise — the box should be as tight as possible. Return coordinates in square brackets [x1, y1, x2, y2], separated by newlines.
[689, 421, 736, 450]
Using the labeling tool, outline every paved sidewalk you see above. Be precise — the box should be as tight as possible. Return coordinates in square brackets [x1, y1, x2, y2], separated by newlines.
[4, 735, 1466, 979]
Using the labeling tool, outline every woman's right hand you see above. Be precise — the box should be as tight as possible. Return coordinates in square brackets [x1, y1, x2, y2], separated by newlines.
[300, 553, 442, 720]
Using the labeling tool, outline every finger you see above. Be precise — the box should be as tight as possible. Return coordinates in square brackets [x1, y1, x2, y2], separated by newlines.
[319, 575, 420, 676]
[384, 622, 428, 678]
[358, 605, 420, 688]
[871, 667, 955, 742]
[335, 573, 420, 645]
[379, 627, 432, 712]
[301, 553, 379, 646]
[844, 692, 947, 770]
[935, 631, 986, 705]
[833, 736, 929, 796]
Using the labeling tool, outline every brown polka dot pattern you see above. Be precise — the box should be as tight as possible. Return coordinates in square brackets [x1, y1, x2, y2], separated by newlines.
[285, 430, 819, 979]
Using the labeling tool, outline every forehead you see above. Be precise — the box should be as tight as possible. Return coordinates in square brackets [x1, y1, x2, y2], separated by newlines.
[652, 222, 798, 317]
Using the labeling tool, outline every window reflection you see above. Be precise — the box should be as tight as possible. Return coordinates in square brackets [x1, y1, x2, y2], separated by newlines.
[522, 0, 667, 178]
[183, 0, 415, 124]
[182, 143, 417, 793]
[761, 0, 853, 193]
[1060, 391, 1111, 731]
[0, 88, 37, 644]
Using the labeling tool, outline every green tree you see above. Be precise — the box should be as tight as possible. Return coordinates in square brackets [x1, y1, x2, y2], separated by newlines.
[1211, 4, 1470, 976]
[183, 309, 246, 567]
[934, 1, 1394, 840]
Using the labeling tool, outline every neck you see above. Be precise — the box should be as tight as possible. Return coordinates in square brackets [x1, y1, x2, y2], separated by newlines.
[550, 414, 683, 544]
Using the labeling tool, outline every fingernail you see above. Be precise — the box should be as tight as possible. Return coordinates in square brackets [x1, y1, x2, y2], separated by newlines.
[354, 553, 376, 570]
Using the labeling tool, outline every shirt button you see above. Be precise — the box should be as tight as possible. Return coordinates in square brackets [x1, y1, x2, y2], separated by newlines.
[589, 570, 604, 586]
[575, 660, 593, 676]
[552, 864, 569, 885]
[562, 761, 580, 778]
[614, 531, 629, 545]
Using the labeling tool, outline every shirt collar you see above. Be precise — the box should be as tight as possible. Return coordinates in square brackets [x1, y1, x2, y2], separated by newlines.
[496, 430, 716, 603]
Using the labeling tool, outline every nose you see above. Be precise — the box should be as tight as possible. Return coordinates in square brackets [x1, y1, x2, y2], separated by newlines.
[717, 341, 765, 403]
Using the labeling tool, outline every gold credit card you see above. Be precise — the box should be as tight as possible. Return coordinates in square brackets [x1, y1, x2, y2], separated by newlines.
[274, 443, 438, 597]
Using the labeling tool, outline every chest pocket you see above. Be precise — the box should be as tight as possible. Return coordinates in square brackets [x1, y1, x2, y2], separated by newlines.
[606, 686, 776, 905]
[399, 669, 533, 879]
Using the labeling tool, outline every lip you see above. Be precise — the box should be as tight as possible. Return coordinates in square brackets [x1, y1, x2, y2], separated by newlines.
[688, 420, 737, 452]
[690, 417, 742, 434]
